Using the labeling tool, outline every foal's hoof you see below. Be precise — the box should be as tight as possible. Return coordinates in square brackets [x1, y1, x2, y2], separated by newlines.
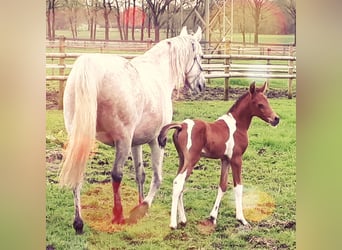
[126, 202, 149, 225]
[237, 219, 251, 228]
[197, 217, 216, 235]
[73, 219, 84, 235]
[179, 221, 187, 228]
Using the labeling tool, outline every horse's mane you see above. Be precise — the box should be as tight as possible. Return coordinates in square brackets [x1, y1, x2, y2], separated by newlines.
[144, 35, 201, 90]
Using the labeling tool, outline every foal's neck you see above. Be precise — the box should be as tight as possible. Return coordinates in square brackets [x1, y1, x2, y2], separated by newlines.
[228, 93, 253, 131]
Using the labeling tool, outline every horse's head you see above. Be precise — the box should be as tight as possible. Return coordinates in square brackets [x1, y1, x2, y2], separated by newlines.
[249, 81, 280, 126]
[180, 26, 206, 94]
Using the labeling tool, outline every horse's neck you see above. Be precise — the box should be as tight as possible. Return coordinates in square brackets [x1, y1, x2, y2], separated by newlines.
[133, 45, 175, 91]
[228, 95, 253, 131]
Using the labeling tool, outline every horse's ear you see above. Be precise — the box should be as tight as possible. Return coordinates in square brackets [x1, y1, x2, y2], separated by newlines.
[260, 81, 268, 93]
[193, 27, 202, 41]
[180, 26, 188, 36]
[249, 81, 256, 95]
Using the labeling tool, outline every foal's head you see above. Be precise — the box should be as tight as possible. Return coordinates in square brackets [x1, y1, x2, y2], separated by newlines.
[249, 82, 280, 126]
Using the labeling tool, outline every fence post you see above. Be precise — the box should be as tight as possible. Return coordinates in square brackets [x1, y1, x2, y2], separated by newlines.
[224, 57, 230, 101]
[58, 36, 66, 110]
[266, 48, 270, 87]
[288, 46, 294, 99]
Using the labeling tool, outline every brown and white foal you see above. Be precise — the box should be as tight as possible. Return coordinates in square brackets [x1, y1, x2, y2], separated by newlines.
[158, 82, 280, 229]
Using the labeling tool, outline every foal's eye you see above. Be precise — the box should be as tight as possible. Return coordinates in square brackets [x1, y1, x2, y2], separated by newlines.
[258, 104, 264, 109]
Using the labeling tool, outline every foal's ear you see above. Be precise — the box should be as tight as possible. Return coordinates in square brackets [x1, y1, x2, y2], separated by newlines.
[260, 81, 268, 93]
[249, 81, 256, 95]
[180, 26, 188, 36]
[193, 27, 202, 41]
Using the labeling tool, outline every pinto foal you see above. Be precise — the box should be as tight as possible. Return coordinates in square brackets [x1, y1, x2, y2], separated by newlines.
[158, 82, 280, 229]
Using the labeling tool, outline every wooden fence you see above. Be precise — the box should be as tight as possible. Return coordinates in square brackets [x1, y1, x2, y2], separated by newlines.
[46, 37, 296, 109]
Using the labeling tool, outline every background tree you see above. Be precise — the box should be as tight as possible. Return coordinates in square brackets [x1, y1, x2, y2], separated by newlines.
[103, 0, 113, 41]
[85, 0, 101, 40]
[64, 0, 81, 39]
[247, 0, 269, 44]
[277, 0, 296, 44]
[46, 0, 58, 40]
[145, 0, 173, 41]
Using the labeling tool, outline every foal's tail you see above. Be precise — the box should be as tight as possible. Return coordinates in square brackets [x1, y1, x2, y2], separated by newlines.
[158, 123, 183, 148]
[59, 56, 98, 189]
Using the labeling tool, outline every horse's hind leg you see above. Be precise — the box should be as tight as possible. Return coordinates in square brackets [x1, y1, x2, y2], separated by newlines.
[144, 138, 164, 206]
[132, 145, 145, 203]
[72, 184, 84, 234]
[111, 139, 131, 224]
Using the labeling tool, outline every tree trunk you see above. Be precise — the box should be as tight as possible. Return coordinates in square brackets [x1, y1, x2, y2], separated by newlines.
[140, 0, 145, 41]
[132, 0, 136, 40]
[114, 0, 123, 40]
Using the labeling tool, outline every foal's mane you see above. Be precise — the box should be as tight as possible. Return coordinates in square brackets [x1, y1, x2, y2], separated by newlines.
[228, 87, 266, 113]
[228, 91, 250, 113]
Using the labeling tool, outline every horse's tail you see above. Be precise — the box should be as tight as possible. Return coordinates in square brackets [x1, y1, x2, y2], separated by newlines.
[59, 56, 98, 189]
[158, 123, 183, 148]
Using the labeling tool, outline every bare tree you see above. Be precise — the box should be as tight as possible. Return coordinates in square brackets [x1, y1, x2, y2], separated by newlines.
[103, 0, 113, 41]
[247, 0, 269, 44]
[64, 0, 81, 39]
[46, 0, 57, 40]
[85, 0, 101, 40]
[113, 0, 124, 40]
[145, 0, 173, 41]
[278, 0, 296, 44]
[140, 0, 146, 41]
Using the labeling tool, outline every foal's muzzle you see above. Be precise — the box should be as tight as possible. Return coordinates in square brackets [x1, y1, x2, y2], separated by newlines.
[270, 116, 280, 126]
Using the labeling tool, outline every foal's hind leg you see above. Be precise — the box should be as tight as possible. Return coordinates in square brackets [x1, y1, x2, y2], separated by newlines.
[132, 145, 145, 203]
[111, 139, 131, 224]
[72, 184, 84, 234]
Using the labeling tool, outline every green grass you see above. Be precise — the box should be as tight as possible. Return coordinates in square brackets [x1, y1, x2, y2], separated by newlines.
[46, 97, 296, 249]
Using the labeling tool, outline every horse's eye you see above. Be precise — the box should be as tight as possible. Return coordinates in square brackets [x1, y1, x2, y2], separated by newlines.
[258, 104, 264, 109]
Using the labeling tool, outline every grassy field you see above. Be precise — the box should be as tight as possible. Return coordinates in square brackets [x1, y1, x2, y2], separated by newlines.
[46, 95, 296, 249]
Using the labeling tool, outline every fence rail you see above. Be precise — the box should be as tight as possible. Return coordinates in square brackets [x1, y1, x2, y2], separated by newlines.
[46, 37, 296, 108]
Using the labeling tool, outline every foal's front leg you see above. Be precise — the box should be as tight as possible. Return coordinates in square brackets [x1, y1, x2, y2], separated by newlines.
[209, 158, 229, 225]
[231, 156, 249, 226]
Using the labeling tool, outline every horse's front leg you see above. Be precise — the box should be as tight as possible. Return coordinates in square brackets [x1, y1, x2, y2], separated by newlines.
[231, 156, 249, 226]
[143, 139, 164, 206]
[132, 145, 145, 204]
[72, 184, 84, 234]
[111, 140, 131, 224]
[209, 157, 230, 225]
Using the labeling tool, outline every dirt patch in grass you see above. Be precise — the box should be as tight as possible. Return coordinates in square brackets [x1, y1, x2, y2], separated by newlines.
[46, 86, 290, 110]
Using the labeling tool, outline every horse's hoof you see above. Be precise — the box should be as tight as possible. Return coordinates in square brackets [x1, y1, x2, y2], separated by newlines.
[126, 202, 149, 224]
[112, 216, 125, 225]
[73, 219, 84, 235]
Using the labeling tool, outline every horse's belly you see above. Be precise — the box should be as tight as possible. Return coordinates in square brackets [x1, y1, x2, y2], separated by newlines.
[96, 132, 115, 147]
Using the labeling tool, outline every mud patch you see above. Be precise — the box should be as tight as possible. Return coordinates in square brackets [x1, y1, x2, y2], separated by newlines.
[81, 183, 140, 232]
